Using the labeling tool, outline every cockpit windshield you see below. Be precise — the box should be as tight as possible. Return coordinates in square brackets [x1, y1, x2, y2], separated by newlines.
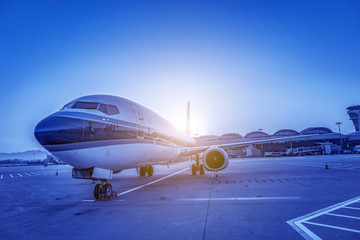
[108, 105, 120, 115]
[61, 102, 74, 110]
[65, 101, 119, 115]
[73, 102, 98, 109]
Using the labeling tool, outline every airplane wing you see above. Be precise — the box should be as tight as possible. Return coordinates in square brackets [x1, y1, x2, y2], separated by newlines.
[180, 134, 316, 157]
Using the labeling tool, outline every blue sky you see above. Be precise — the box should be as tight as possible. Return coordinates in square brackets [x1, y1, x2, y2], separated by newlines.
[1, 0, 360, 152]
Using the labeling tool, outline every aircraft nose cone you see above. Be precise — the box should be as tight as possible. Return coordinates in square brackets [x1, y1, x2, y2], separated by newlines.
[34, 114, 84, 146]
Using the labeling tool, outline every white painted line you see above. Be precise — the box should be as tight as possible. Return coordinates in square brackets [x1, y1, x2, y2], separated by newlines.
[117, 168, 188, 196]
[183, 197, 300, 201]
[10, 174, 13, 178]
[325, 213, 360, 220]
[293, 196, 360, 222]
[287, 196, 360, 240]
[304, 221, 360, 233]
[24, 173, 31, 176]
[290, 222, 321, 240]
[1, 175, 3, 179]
[343, 206, 360, 210]
[31, 172, 39, 175]
[82, 200, 95, 202]
[17, 174, 22, 177]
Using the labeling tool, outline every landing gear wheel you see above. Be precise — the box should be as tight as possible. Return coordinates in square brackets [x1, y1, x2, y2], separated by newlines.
[147, 166, 153, 176]
[191, 164, 197, 175]
[199, 164, 205, 175]
[140, 167, 146, 176]
[94, 184, 102, 199]
[111, 191, 117, 198]
[103, 183, 113, 199]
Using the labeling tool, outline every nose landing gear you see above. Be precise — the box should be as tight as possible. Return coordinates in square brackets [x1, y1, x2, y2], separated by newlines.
[93, 181, 117, 200]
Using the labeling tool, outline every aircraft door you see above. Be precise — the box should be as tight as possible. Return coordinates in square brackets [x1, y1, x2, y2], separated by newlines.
[130, 103, 145, 138]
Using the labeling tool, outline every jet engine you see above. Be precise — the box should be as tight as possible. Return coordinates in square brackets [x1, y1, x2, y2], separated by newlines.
[203, 147, 229, 171]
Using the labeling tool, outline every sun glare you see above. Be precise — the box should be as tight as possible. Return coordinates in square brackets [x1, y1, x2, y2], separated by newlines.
[190, 116, 207, 137]
[171, 114, 207, 137]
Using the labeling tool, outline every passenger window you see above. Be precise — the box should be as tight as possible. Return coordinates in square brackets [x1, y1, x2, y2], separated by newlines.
[98, 103, 108, 114]
[73, 102, 98, 109]
[108, 105, 119, 115]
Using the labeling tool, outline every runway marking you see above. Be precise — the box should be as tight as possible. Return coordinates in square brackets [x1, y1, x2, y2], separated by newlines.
[80, 168, 189, 202]
[10, 174, 13, 178]
[117, 168, 188, 196]
[287, 196, 360, 240]
[182, 197, 300, 201]
[343, 206, 360, 210]
[17, 174, 22, 177]
[304, 221, 360, 233]
[31, 172, 39, 175]
[1, 175, 3, 179]
[24, 173, 31, 176]
[325, 212, 360, 220]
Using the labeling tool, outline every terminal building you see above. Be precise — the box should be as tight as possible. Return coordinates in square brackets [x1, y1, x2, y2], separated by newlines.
[195, 105, 360, 157]
[346, 105, 360, 148]
[347, 105, 360, 132]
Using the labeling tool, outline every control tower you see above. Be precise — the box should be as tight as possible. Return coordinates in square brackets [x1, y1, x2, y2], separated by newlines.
[347, 105, 360, 132]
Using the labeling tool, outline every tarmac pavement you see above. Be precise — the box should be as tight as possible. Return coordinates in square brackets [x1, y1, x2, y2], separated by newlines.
[0, 154, 359, 240]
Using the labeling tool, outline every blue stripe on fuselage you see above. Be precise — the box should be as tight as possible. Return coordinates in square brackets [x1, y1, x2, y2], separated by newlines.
[43, 138, 178, 152]
[53, 111, 138, 128]
[36, 111, 192, 151]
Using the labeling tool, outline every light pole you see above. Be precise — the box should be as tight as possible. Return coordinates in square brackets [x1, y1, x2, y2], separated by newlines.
[336, 122, 343, 152]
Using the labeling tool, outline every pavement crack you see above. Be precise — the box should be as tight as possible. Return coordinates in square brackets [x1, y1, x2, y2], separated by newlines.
[203, 172, 214, 240]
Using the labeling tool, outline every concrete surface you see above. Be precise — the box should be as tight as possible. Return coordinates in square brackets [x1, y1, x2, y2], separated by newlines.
[1, 154, 360, 240]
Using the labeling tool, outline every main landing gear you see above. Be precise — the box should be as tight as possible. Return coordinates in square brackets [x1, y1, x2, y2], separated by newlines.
[139, 166, 153, 176]
[192, 154, 205, 175]
[93, 180, 117, 200]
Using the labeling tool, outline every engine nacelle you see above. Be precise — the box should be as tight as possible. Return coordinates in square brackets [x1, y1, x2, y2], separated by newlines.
[203, 147, 229, 171]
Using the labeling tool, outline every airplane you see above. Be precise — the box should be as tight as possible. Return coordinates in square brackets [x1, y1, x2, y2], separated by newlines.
[34, 94, 306, 200]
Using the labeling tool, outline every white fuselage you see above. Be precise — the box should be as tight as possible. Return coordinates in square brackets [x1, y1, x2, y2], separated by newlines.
[34, 95, 195, 171]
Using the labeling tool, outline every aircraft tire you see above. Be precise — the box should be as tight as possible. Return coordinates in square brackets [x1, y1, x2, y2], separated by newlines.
[94, 184, 101, 199]
[199, 164, 205, 175]
[147, 166, 153, 176]
[103, 183, 113, 198]
[111, 191, 117, 198]
[103, 183, 112, 198]
[140, 167, 146, 176]
[191, 164, 197, 175]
